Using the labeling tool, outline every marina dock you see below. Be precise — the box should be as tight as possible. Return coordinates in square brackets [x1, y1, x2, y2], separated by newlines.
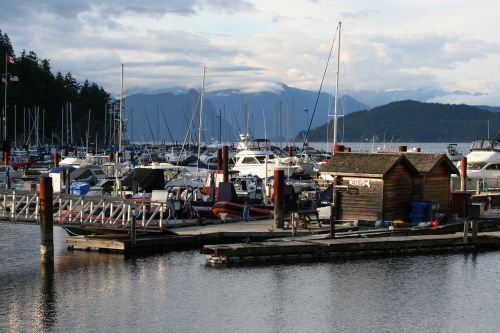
[202, 231, 500, 265]
[65, 218, 330, 254]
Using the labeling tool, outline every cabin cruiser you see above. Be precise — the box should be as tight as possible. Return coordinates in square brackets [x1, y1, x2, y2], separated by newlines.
[232, 145, 299, 178]
[457, 138, 500, 189]
[196, 144, 236, 170]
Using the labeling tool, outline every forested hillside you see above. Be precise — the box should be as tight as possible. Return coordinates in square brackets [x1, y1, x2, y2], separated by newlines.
[301, 100, 500, 142]
[0, 30, 109, 147]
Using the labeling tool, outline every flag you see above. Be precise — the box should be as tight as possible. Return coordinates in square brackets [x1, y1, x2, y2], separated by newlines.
[6, 55, 15, 64]
[9, 75, 19, 81]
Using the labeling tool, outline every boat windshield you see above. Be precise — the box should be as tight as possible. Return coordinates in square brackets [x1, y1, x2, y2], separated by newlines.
[468, 162, 486, 170]
[471, 139, 500, 151]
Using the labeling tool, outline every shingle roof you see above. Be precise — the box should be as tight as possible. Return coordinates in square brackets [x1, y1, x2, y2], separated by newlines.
[320, 152, 417, 176]
[403, 153, 459, 175]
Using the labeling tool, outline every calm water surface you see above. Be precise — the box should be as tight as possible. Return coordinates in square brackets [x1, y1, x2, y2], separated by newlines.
[1, 222, 499, 332]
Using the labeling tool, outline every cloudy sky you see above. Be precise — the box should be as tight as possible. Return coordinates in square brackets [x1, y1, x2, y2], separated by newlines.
[1, 0, 500, 104]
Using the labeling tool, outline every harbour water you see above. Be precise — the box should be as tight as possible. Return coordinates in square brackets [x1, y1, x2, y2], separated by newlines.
[1, 223, 500, 333]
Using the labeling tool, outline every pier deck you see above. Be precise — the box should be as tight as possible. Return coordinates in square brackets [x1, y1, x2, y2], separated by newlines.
[65, 218, 332, 254]
[202, 231, 500, 265]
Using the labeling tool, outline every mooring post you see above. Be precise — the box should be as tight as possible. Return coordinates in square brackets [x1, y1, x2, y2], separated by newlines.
[223, 145, 229, 183]
[472, 219, 479, 244]
[274, 169, 285, 229]
[330, 176, 337, 238]
[39, 176, 54, 263]
[217, 148, 223, 171]
[65, 170, 71, 194]
[3, 140, 10, 165]
[462, 200, 469, 244]
[460, 156, 467, 192]
[131, 209, 137, 246]
[399, 145, 407, 152]
[54, 153, 60, 167]
[288, 146, 293, 157]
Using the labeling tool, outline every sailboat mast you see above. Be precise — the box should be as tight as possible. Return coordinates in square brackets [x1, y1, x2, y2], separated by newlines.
[118, 64, 124, 160]
[3, 52, 8, 141]
[332, 21, 341, 154]
[197, 67, 206, 172]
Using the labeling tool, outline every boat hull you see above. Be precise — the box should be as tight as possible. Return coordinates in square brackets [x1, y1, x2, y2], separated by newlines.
[212, 201, 273, 218]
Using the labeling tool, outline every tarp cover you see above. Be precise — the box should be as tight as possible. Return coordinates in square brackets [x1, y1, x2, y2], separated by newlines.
[122, 168, 165, 192]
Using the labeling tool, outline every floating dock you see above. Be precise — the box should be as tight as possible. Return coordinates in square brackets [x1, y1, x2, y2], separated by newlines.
[202, 231, 500, 265]
[65, 218, 330, 254]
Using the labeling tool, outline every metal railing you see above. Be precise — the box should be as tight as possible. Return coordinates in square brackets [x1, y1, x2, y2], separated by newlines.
[0, 189, 174, 230]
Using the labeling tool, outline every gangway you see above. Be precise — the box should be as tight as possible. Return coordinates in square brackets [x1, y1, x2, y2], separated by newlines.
[0, 189, 187, 231]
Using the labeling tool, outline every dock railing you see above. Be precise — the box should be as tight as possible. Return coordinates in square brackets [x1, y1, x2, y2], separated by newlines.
[0, 189, 170, 231]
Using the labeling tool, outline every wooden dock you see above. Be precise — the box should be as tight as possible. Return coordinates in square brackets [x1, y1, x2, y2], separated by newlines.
[65, 218, 332, 254]
[202, 231, 500, 265]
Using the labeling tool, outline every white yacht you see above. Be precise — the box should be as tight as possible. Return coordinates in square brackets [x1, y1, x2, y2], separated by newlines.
[232, 138, 299, 178]
[458, 138, 500, 189]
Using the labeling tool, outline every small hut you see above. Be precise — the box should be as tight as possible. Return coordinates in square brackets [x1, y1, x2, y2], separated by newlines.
[320, 153, 419, 221]
[403, 153, 459, 211]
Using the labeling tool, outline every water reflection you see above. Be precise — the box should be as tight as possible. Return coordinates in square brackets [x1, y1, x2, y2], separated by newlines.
[1, 224, 500, 332]
[35, 262, 57, 332]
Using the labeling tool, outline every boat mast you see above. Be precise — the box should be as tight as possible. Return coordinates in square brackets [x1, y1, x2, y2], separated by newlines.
[118, 63, 124, 161]
[332, 20, 341, 154]
[197, 67, 206, 172]
[3, 52, 8, 142]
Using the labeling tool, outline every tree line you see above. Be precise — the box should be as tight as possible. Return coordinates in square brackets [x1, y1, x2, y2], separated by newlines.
[0, 30, 110, 148]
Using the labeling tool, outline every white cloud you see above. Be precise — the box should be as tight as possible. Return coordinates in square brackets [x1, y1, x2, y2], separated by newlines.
[1, 0, 499, 105]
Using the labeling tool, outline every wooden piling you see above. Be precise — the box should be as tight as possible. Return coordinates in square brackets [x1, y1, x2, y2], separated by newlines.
[54, 153, 60, 167]
[223, 145, 229, 183]
[130, 211, 137, 246]
[217, 148, 223, 170]
[3, 140, 10, 165]
[416, 147, 421, 153]
[108, 152, 114, 162]
[288, 146, 293, 157]
[460, 156, 467, 191]
[39, 176, 54, 263]
[399, 145, 407, 152]
[274, 169, 285, 229]
[330, 177, 337, 238]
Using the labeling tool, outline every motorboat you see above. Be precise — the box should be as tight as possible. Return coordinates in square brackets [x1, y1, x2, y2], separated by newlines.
[231, 136, 300, 178]
[446, 143, 462, 162]
[458, 138, 500, 189]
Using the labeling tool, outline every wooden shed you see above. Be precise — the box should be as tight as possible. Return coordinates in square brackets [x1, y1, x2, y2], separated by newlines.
[403, 153, 459, 211]
[320, 153, 419, 221]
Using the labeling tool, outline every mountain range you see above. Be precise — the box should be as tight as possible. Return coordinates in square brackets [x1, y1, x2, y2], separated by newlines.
[123, 84, 499, 143]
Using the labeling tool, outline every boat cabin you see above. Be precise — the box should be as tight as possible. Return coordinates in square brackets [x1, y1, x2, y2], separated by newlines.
[320, 153, 419, 221]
